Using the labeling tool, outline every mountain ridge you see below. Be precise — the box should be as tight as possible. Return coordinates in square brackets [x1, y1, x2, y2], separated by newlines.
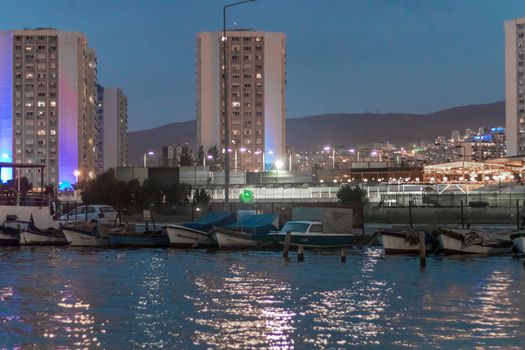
[127, 101, 505, 165]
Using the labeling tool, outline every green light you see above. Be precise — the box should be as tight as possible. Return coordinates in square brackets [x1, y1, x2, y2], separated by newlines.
[239, 188, 254, 203]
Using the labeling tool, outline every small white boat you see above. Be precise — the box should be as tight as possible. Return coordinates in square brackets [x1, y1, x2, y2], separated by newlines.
[166, 225, 216, 248]
[62, 224, 121, 247]
[436, 228, 513, 255]
[166, 212, 236, 248]
[509, 232, 525, 254]
[376, 229, 433, 254]
[19, 226, 68, 246]
[211, 214, 279, 250]
[0, 216, 32, 246]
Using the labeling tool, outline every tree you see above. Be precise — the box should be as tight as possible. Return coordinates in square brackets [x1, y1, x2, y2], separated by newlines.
[336, 185, 367, 204]
[197, 145, 204, 166]
[179, 147, 194, 166]
[193, 188, 211, 206]
[208, 145, 221, 166]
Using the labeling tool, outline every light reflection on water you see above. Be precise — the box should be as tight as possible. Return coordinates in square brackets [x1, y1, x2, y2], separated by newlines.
[0, 247, 524, 349]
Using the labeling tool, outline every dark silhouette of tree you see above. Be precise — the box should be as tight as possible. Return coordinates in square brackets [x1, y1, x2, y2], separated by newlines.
[179, 147, 194, 166]
[207, 145, 221, 165]
[197, 146, 204, 165]
[193, 188, 211, 206]
[336, 185, 367, 204]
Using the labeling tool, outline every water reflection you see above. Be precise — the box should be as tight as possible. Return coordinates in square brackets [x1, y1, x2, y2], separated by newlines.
[190, 264, 296, 349]
[0, 248, 525, 348]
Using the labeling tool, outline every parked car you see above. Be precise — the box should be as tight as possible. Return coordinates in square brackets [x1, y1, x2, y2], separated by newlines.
[59, 205, 118, 224]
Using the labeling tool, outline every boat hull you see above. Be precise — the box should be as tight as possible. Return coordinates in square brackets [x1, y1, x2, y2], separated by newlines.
[108, 233, 170, 248]
[19, 230, 68, 246]
[63, 228, 109, 247]
[377, 231, 432, 254]
[510, 232, 525, 254]
[212, 230, 272, 250]
[270, 232, 354, 248]
[166, 225, 217, 248]
[0, 231, 19, 246]
[437, 232, 511, 255]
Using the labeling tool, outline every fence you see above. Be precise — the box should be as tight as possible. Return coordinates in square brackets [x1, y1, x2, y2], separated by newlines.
[380, 192, 525, 208]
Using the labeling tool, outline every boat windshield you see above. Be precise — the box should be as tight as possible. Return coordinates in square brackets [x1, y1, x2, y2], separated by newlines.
[280, 222, 309, 233]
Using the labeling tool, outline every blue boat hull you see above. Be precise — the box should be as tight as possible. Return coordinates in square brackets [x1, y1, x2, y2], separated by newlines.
[108, 233, 170, 248]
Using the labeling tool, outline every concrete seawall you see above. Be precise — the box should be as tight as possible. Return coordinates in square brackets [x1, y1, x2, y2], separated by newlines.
[366, 206, 520, 225]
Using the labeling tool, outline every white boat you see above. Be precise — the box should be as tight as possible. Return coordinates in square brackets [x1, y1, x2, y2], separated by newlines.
[269, 221, 354, 248]
[510, 232, 525, 254]
[436, 228, 513, 255]
[19, 226, 67, 246]
[62, 224, 118, 247]
[166, 212, 236, 248]
[376, 229, 433, 254]
[211, 214, 279, 250]
[0, 216, 32, 246]
[166, 225, 216, 248]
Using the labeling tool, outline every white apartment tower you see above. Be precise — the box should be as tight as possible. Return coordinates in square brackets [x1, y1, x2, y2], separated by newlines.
[0, 28, 97, 188]
[505, 17, 525, 157]
[196, 30, 286, 172]
[95, 85, 128, 172]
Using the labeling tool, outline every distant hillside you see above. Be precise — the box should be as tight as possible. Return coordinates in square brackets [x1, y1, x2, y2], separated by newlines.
[127, 101, 505, 165]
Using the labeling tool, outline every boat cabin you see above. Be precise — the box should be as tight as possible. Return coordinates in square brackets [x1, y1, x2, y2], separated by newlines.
[280, 221, 323, 234]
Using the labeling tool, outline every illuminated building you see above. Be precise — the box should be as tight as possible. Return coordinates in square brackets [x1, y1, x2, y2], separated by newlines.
[196, 30, 286, 172]
[95, 85, 128, 173]
[505, 17, 525, 156]
[0, 29, 97, 188]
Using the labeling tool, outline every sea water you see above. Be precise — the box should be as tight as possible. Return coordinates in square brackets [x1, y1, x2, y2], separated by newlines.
[0, 247, 524, 349]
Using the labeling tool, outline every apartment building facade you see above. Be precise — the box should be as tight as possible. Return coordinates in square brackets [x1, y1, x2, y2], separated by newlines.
[95, 85, 128, 172]
[0, 28, 97, 188]
[196, 30, 286, 172]
[505, 17, 525, 156]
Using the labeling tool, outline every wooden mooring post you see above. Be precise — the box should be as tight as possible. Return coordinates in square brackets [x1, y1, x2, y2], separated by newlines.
[282, 232, 291, 259]
[418, 231, 426, 268]
[517, 200, 520, 230]
[408, 200, 413, 229]
[341, 248, 347, 263]
[297, 244, 304, 261]
[460, 200, 465, 228]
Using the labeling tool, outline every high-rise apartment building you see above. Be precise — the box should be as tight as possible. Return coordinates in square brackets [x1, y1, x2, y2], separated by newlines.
[0, 28, 97, 187]
[95, 85, 128, 172]
[196, 30, 286, 172]
[505, 17, 525, 157]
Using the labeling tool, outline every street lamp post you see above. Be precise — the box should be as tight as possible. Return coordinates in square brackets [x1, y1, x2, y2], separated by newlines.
[144, 151, 154, 168]
[324, 146, 335, 169]
[223, 0, 255, 211]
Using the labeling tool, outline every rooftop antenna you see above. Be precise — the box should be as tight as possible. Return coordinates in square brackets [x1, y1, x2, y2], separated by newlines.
[233, 21, 238, 30]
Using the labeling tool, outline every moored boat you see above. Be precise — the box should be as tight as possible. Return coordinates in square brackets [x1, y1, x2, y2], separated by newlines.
[62, 224, 124, 247]
[509, 231, 525, 254]
[166, 212, 236, 248]
[19, 225, 67, 246]
[108, 230, 169, 248]
[211, 214, 279, 249]
[0, 216, 32, 246]
[436, 228, 513, 255]
[376, 229, 434, 254]
[269, 220, 354, 248]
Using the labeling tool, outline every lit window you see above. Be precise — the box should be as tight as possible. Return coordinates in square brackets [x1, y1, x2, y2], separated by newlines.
[37, 101, 46, 107]
[256, 73, 262, 79]
[50, 101, 56, 107]
[26, 73, 33, 79]
[232, 101, 240, 107]
[37, 130, 46, 136]
[25, 102, 33, 107]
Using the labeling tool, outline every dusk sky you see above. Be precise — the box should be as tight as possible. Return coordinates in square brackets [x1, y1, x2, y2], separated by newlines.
[1, 0, 524, 130]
